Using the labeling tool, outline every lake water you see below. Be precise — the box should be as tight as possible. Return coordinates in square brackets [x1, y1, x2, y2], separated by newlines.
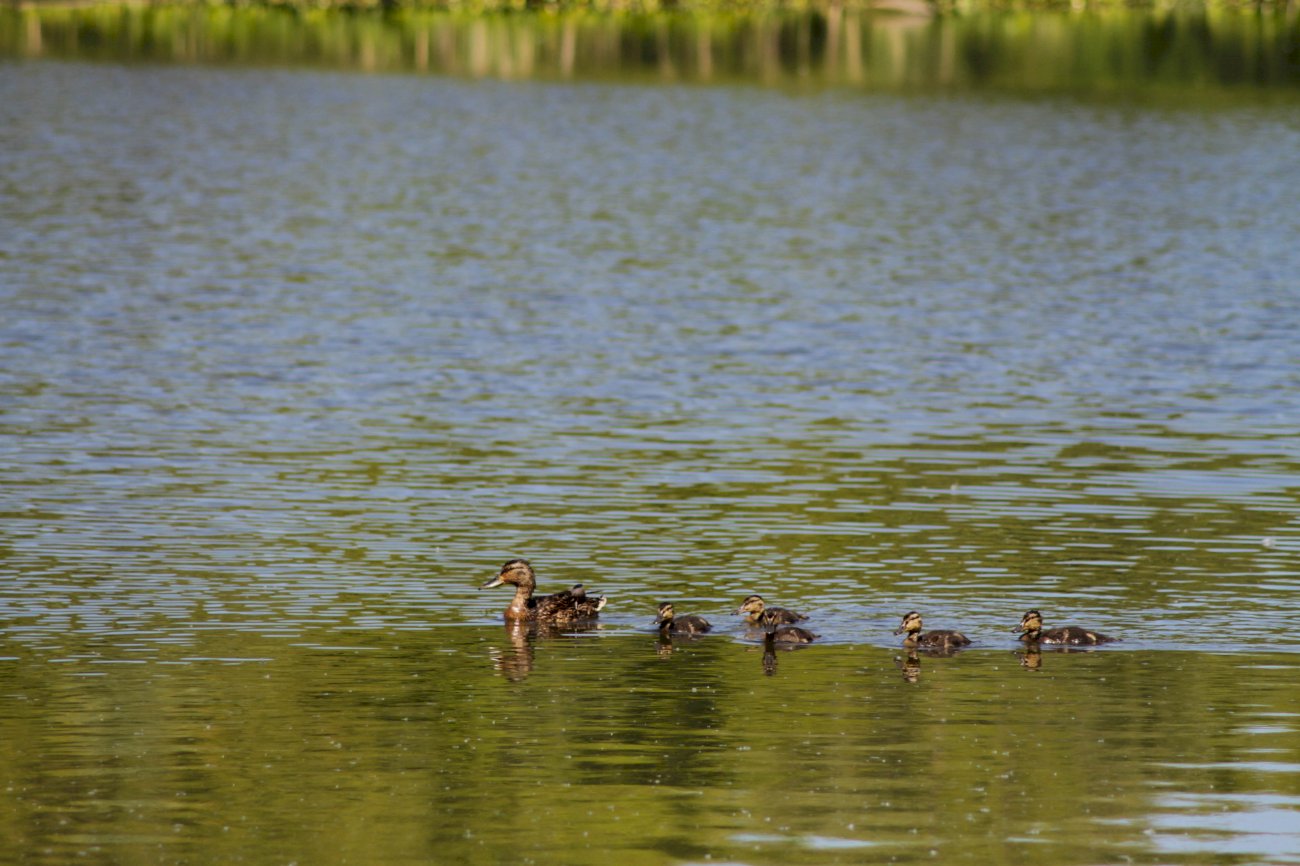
[3, 27, 1300, 865]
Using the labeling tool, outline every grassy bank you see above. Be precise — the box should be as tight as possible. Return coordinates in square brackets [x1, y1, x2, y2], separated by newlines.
[5, 0, 1298, 12]
[3, 0, 1297, 97]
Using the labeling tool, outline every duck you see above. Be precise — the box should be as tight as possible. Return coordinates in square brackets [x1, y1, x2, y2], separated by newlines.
[654, 602, 712, 636]
[734, 594, 808, 626]
[480, 559, 606, 623]
[758, 608, 817, 644]
[894, 611, 971, 650]
[1015, 609, 1117, 645]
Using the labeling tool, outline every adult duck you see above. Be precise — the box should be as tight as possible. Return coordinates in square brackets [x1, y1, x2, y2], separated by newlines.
[480, 559, 605, 623]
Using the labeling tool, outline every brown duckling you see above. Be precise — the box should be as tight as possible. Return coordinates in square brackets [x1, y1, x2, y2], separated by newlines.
[734, 594, 808, 626]
[1015, 609, 1117, 645]
[654, 602, 712, 636]
[480, 559, 606, 623]
[894, 611, 972, 650]
[758, 608, 817, 644]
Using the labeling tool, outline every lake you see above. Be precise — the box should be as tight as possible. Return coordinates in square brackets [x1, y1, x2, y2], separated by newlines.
[2, 14, 1300, 864]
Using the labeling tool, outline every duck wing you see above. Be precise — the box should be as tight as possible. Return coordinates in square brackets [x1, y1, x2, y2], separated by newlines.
[767, 606, 808, 624]
[533, 587, 605, 621]
[919, 629, 971, 648]
[1046, 626, 1116, 645]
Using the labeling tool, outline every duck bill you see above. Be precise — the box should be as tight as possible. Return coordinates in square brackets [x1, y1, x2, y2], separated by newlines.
[892, 627, 907, 635]
[480, 575, 505, 589]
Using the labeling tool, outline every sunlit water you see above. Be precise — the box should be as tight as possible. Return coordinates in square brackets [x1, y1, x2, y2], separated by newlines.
[2, 58, 1300, 864]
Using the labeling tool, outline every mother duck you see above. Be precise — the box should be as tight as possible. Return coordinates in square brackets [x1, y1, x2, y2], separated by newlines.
[481, 559, 606, 623]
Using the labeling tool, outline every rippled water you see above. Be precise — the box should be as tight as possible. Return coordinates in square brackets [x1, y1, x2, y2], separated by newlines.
[2, 59, 1300, 864]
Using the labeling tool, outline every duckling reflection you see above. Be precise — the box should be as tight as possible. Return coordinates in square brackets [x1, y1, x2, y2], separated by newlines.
[894, 611, 971, 651]
[1014, 644, 1103, 672]
[1016, 647, 1043, 671]
[895, 650, 922, 683]
[762, 645, 779, 676]
[1015, 609, 1118, 645]
[734, 594, 808, 628]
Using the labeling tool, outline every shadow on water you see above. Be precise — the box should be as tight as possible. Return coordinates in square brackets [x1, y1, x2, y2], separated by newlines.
[3, 5, 1299, 98]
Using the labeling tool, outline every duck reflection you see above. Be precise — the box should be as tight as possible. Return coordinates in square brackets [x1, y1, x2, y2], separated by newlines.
[895, 650, 922, 683]
[655, 630, 712, 657]
[488, 620, 601, 681]
[1014, 644, 1104, 672]
[893, 645, 968, 682]
[488, 621, 536, 681]
[762, 645, 779, 676]
[1016, 648, 1043, 672]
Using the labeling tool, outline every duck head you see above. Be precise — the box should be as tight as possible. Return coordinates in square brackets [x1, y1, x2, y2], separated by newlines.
[1016, 609, 1043, 639]
[734, 595, 766, 616]
[481, 558, 535, 590]
[756, 608, 784, 635]
[654, 602, 675, 628]
[894, 611, 923, 637]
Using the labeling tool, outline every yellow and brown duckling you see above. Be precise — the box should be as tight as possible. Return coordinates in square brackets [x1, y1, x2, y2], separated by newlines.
[734, 594, 808, 626]
[480, 559, 606, 623]
[654, 602, 712, 636]
[758, 607, 818, 644]
[1015, 609, 1117, 645]
[894, 611, 972, 650]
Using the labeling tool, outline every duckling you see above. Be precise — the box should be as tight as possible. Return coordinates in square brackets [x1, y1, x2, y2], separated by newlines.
[734, 594, 808, 626]
[654, 602, 712, 636]
[1015, 609, 1117, 645]
[894, 611, 971, 650]
[758, 608, 817, 644]
[479, 559, 605, 623]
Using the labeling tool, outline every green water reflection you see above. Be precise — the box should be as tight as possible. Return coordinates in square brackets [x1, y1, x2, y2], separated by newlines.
[3, 4, 1299, 96]
[2, 628, 1298, 864]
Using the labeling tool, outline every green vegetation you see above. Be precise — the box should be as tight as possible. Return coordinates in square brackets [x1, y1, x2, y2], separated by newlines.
[3, 1, 1298, 95]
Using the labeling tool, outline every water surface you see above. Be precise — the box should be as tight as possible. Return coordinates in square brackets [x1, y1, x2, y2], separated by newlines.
[2, 56, 1300, 864]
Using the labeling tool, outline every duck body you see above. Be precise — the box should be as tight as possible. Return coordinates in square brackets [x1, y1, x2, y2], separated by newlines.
[1016, 609, 1117, 645]
[480, 559, 605, 623]
[655, 602, 712, 635]
[735, 594, 807, 626]
[768, 625, 818, 644]
[894, 611, 971, 650]
[907, 629, 973, 650]
[758, 608, 817, 644]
